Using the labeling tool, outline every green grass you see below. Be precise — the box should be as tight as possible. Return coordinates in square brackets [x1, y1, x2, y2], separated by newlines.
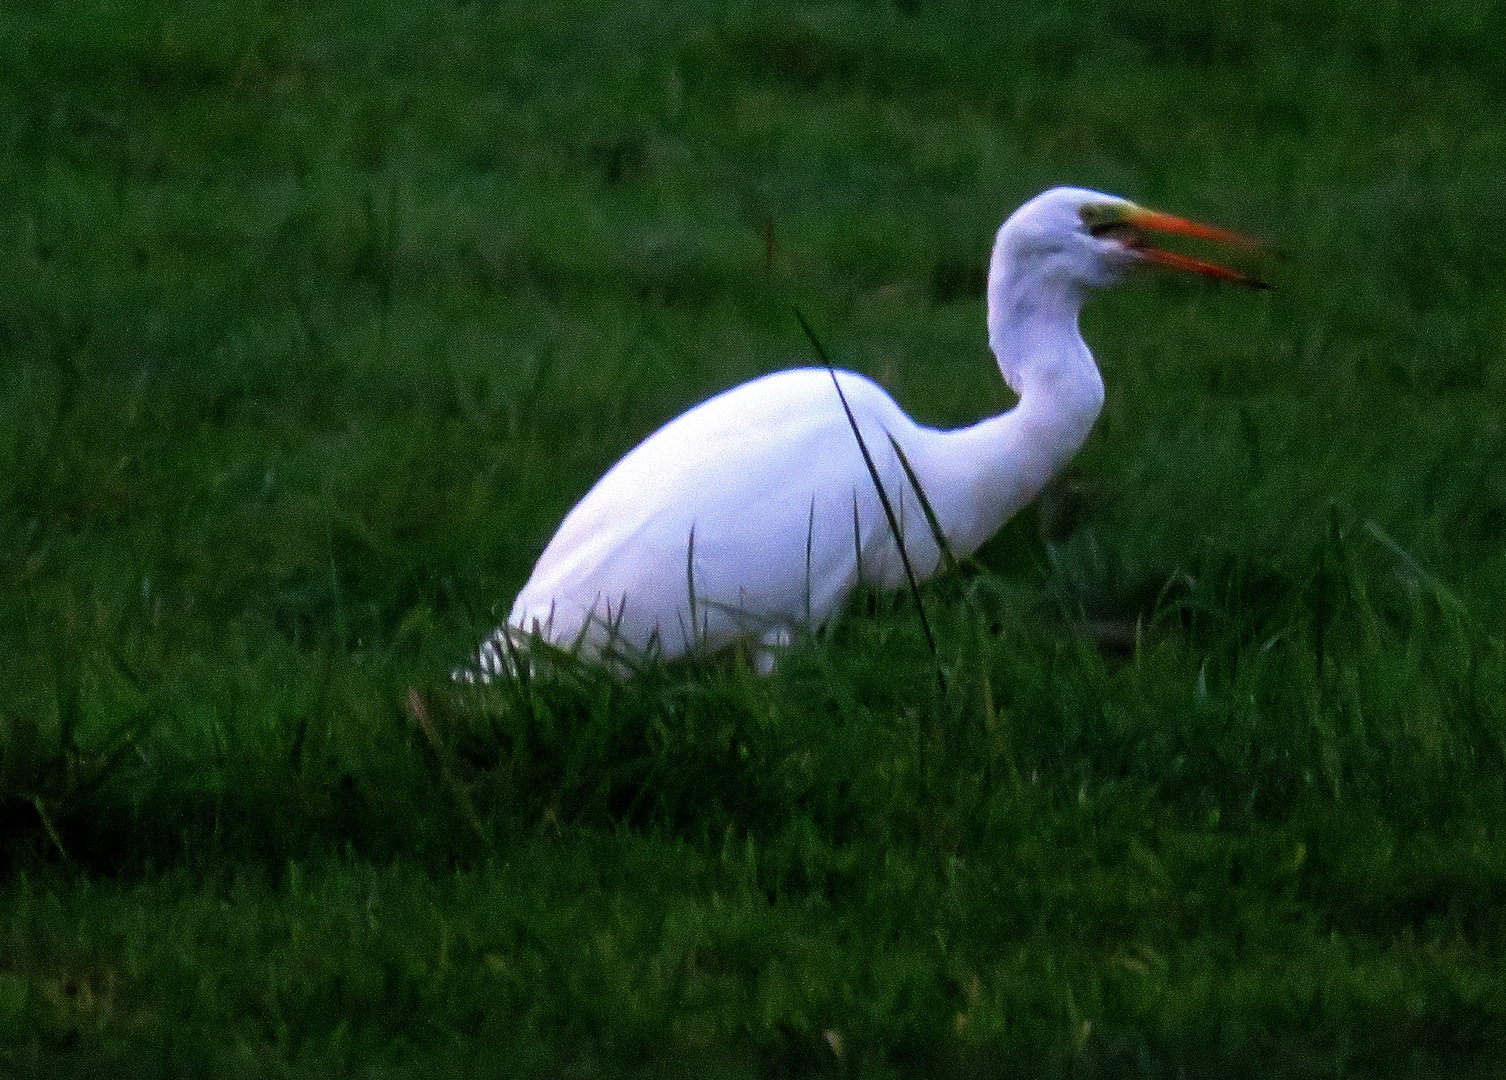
[4, 0, 1506, 1074]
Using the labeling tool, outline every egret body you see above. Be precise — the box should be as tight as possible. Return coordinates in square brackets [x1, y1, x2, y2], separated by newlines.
[461, 187, 1264, 679]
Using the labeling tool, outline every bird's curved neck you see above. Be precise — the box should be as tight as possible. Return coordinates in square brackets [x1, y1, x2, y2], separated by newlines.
[986, 253, 1104, 441]
[988, 254, 1091, 387]
[911, 261, 1104, 558]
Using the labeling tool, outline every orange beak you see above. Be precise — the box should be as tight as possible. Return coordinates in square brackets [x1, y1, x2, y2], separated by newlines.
[1118, 206, 1272, 289]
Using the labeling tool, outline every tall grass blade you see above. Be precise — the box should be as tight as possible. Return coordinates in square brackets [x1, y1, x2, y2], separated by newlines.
[29, 795, 68, 861]
[804, 497, 816, 626]
[794, 309, 942, 684]
[685, 523, 700, 648]
[887, 432, 960, 577]
[1363, 518, 1472, 625]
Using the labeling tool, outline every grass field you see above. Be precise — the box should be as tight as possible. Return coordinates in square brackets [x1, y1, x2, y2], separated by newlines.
[3, 0, 1506, 1075]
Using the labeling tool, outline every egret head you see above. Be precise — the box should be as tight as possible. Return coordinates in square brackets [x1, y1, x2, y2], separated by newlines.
[996, 186, 1269, 294]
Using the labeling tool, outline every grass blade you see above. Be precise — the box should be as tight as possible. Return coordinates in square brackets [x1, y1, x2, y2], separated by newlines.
[794, 309, 942, 685]
[887, 431, 960, 578]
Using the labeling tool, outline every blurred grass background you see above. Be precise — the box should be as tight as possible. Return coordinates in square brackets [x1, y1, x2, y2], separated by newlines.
[2, 0, 1506, 1075]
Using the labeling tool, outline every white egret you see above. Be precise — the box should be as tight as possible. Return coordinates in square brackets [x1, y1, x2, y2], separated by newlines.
[459, 187, 1266, 680]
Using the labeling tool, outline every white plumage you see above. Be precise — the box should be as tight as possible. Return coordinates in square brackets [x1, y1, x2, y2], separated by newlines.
[460, 187, 1264, 680]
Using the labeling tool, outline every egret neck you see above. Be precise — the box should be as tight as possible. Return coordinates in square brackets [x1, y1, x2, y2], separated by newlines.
[919, 263, 1105, 559]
